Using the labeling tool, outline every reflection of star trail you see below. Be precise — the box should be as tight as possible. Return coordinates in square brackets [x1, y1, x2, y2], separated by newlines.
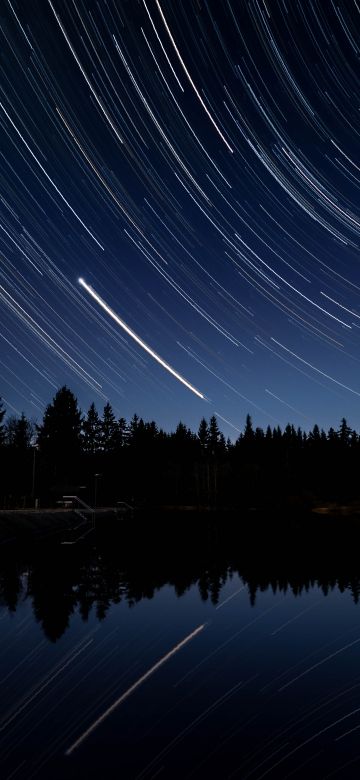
[78, 278, 205, 399]
[65, 622, 206, 756]
[1, 2, 360, 432]
[0, 636, 94, 732]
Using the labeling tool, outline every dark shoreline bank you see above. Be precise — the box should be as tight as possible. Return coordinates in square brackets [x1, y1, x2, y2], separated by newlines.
[1, 500, 360, 546]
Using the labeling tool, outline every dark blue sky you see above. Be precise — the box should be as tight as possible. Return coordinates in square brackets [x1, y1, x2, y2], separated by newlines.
[1, 0, 360, 436]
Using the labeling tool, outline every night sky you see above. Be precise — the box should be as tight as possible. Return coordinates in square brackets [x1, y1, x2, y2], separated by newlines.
[1, 0, 360, 437]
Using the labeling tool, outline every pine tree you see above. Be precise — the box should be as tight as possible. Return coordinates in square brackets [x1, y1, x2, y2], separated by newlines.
[312, 424, 320, 440]
[0, 397, 5, 445]
[350, 430, 358, 447]
[117, 417, 128, 447]
[82, 403, 102, 455]
[209, 415, 221, 448]
[198, 418, 209, 449]
[235, 432, 243, 447]
[144, 421, 159, 441]
[244, 414, 254, 440]
[174, 421, 191, 442]
[101, 402, 119, 453]
[339, 417, 352, 446]
[219, 432, 226, 450]
[128, 413, 139, 446]
[5, 416, 18, 447]
[328, 427, 337, 443]
[137, 418, 146, 442]
[36, 386, 82, 473]
[13, 413, 33, 448]
[284, 423, 293, 441]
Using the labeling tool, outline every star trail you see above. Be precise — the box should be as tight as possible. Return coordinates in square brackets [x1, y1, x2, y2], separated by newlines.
[1, 0, 360, 433]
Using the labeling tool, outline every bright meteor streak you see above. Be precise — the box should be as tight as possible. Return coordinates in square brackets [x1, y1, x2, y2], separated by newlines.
[78, 278, 205, 399]
[65, 622, 206, 755]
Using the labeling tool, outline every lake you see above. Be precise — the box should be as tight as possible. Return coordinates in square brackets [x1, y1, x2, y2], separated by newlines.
[1, 516, 360, 779]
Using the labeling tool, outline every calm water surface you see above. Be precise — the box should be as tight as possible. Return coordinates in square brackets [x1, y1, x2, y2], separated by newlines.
[1, 519, 360, 779]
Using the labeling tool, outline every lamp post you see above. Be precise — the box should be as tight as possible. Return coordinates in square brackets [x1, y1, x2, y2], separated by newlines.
[31, 445, 39, 507]
[94, 473, 102, 511]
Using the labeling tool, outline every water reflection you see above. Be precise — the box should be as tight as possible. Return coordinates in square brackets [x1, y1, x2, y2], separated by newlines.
[2, 516, 360, 642]
[2, 518, 360, 779]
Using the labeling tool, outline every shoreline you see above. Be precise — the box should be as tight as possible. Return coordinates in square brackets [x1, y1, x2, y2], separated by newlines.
[1, 501, 360, 546]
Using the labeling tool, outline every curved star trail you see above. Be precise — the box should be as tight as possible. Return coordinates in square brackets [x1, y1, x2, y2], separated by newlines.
[1, 1, 360, 433]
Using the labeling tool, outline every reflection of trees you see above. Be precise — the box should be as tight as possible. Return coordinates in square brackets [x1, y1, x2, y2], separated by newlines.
[0, 561, 22, 612]
[2, 520, 360, 640]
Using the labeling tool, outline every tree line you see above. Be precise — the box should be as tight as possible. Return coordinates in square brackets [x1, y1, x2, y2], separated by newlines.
[0, 385, 359, 508]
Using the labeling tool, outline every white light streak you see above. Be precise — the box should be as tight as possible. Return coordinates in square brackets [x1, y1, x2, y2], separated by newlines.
[0, 101, 104, 250]
[78, 278, 205, 399]
[155, 0, 233, 152]
[271, 337, 360, 397]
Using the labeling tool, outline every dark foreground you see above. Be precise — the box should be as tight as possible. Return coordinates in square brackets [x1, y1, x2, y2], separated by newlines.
[1, 518, 360, 779]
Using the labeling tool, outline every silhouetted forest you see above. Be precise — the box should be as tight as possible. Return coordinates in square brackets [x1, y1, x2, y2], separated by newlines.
[1, 385, 360, 508]
[2, 521, 360, 641]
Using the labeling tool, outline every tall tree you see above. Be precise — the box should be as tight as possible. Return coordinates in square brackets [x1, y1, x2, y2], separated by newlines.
[117, 417, 128, 447]
[339, 417, 352, 446]
[328, 427, 338, 444]
[128, 413, 139, 446]
[198, 418, 209, 449]
[208, 415, 225, 454]
[209, 415, 221, 448]
[82, 403, 102, 455]
[144, 421, 159, 442]
[0, 397, 5, 446]
[310, 424, 321, 442]
[12, 413, 33, 449]
[244, 414, 254, 440]
[101, 402, 119, 453]
[350, 430, 358, 447]
[273, 425, 282, 441]
[174, 421, 192, 442]
[4, 416, 18, 447]
[37, 386, 82, 473]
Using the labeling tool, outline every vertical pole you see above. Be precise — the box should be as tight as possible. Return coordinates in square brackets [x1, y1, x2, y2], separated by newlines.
[31, 446, 36, 505]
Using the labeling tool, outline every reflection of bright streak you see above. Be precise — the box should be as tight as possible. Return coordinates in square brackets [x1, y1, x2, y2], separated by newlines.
[65, 622, 206, 756]
[78, 279, 205, 399]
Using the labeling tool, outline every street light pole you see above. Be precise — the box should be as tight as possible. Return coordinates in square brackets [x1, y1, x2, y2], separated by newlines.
[31, 446, 37, 506]
[94, 473, 102, 511]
